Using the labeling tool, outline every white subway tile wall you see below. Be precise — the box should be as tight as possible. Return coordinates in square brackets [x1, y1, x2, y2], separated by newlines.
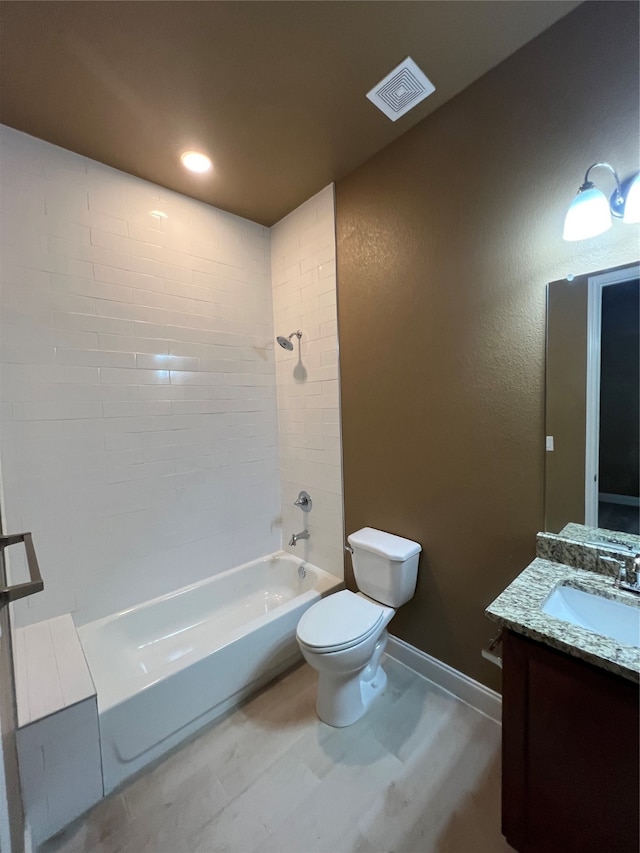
[271, 187, 344, 576]
[0, 127, 282, 626]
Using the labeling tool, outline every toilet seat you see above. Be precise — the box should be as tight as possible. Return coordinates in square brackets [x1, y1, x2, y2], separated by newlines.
[296, 589, 387, 653]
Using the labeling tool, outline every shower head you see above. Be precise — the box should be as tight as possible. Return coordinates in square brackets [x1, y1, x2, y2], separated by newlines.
[277, 330, 302, 351]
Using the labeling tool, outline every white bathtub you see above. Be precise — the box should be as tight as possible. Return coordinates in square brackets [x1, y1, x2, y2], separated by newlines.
[77, 551, 342, 792]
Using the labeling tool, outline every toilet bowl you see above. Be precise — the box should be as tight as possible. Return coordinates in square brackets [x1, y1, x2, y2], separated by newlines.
[296, 527, 421, 727]
[297, 590, 394, 727]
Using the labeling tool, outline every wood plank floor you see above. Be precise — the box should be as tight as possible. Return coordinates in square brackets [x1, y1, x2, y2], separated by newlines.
[40, 657, 514, 853]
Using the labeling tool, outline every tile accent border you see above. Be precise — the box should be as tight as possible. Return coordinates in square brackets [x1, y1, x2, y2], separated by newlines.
[386, 635, 502, 725]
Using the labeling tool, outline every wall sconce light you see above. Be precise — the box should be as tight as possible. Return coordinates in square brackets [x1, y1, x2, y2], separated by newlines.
[563, 162, 640, 241]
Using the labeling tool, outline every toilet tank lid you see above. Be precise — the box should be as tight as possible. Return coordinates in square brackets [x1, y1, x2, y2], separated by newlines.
[347, 527, 421, 561]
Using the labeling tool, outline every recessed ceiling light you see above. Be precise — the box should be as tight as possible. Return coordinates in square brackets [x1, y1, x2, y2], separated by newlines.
[180, 151, 213, 174]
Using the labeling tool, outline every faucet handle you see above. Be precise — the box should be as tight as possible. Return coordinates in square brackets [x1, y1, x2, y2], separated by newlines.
[601, 555, 625, 580]
[611, 556, 640, 592]
[294, 491, 312, 512]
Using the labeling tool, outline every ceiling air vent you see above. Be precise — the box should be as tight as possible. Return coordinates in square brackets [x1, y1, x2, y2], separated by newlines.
[366, 57, 435, 122]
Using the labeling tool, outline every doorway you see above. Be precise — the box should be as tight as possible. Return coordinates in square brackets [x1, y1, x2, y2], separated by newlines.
[585, 267, 640, 534]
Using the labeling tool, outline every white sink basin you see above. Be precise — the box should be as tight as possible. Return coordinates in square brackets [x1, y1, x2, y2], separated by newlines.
[542, 584, 640, 647]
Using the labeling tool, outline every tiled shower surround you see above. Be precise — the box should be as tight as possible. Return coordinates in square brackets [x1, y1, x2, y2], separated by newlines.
[271, 188, 344, 576]
[0, 126, 342, 628]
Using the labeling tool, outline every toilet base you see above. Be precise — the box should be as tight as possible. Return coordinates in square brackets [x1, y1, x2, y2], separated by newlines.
[315, 632, 388, 727]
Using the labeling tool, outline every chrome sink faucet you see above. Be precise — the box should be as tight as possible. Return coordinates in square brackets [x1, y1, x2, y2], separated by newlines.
[289, 529, 310, 547]
[611, 556, 640, 595]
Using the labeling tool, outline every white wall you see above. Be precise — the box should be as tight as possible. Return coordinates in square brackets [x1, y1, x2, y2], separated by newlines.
[0, 127, 281, 627]
[0, 591, 23, 852]
[0, 742, 10, 853]
[271, 187, 344, 577]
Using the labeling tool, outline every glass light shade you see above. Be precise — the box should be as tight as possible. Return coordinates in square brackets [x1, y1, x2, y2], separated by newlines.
[180, 151, 212, 173]
[622, 173, 640, 224]
[562, 185, 612, 241]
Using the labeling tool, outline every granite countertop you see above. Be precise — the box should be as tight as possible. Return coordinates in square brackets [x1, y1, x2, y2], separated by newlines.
[560, 522, 640, 551]
[537, 526, 640, 576]
[486, 557, 640, 682]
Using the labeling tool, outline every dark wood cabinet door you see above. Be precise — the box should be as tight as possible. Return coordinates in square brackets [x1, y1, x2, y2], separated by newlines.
[502, 630, 639, 853]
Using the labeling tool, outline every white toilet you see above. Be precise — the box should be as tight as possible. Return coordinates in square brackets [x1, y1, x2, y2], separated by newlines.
[296, 527, 421, 727]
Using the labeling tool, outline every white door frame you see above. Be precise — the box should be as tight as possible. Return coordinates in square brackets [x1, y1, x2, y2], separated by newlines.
[585, 264, 640, 526]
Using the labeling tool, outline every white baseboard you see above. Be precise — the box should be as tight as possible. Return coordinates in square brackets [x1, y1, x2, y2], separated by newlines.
[385, 635, 502, 725]
[599, 492, 640, 508]
[24, 822, 33, 853]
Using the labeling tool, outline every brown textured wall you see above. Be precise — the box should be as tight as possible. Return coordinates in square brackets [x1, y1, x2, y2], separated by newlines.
[336, 1, 640, 690]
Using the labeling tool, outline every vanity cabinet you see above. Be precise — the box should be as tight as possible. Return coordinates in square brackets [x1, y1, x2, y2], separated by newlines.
[502, 629, 639, 853]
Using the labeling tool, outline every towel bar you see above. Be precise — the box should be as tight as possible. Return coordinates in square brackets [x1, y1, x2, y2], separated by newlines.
[0, 532, 44, 603]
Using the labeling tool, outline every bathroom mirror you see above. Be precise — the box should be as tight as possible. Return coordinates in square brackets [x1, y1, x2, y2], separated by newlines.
[545, 261, 639, 535]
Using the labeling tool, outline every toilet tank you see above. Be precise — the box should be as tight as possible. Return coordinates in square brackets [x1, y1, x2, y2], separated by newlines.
[347, 527, 421, 608]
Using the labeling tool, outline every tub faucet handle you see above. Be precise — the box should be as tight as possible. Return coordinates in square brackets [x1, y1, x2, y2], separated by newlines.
[294, 491, 312, 512]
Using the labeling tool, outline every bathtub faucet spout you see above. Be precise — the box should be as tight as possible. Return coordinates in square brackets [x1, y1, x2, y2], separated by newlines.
[289, 529, 310, 547]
